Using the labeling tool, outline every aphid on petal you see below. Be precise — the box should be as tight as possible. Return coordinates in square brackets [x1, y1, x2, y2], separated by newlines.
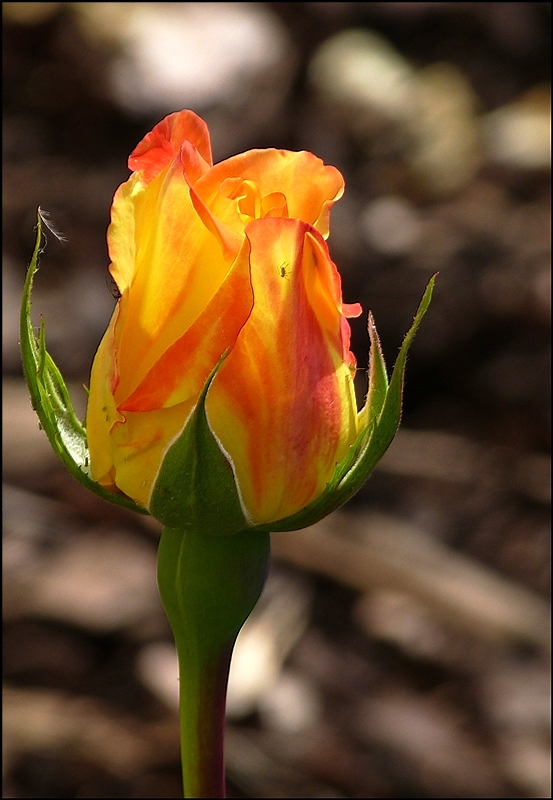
[279, 261, 291, 280]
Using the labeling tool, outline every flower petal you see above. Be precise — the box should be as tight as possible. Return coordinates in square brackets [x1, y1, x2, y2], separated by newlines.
[110, 401, 197, 509]
[129, 109, 212, 184]
[207, 217, 359, 524]
[196, 149, 344, 238]
[120, 236, 254, 412]
[87, 308, 124, 490]
[108, 159, 231, 405]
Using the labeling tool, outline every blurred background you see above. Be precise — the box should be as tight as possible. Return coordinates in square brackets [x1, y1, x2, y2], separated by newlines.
[2, 3, 550, 797]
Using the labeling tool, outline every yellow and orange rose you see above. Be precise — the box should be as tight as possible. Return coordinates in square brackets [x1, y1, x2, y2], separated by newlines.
[86, 109, 364, 525]
[19, 106, 434, 800]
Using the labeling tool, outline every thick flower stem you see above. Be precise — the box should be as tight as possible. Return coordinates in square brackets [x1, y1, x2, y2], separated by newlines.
[157, 526, 271, 798]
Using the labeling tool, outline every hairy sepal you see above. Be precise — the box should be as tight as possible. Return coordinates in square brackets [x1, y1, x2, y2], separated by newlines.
[20, 211, 148, 515]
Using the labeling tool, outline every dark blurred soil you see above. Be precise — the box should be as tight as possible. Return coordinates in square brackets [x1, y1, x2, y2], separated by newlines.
[3, 3, 550, 798]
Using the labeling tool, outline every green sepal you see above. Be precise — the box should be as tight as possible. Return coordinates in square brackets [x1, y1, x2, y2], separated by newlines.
[150, 358, 249, 534]
[335, 273, 436, 490]
[360, 310, 389, 431]
[253, 275, 437, 534]
[20, 211, 148, 516]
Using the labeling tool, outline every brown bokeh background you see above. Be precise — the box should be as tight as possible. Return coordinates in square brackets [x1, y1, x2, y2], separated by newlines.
[3, 3, 550, 798]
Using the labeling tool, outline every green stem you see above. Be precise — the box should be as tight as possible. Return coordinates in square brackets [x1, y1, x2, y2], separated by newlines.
[157, 526, 271, 798]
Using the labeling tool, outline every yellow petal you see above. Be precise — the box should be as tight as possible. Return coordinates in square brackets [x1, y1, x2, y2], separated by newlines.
[207, 218, 358, 524]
